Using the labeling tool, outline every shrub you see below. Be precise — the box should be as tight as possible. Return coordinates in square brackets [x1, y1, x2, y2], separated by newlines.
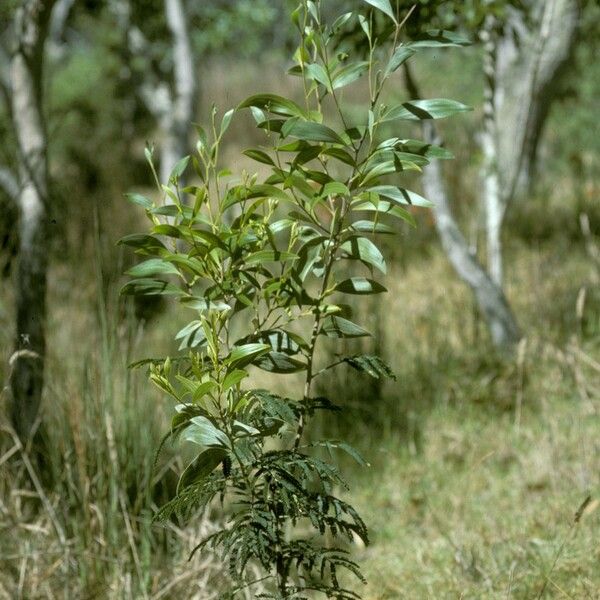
[121, 1, 468, 596]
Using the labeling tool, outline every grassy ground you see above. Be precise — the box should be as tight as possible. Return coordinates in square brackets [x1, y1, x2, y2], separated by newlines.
[334, 239, 600, 600]
[355, 347, 600, 599]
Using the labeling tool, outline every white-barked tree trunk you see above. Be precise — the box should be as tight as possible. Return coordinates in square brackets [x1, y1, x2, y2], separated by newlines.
[8, 0, 56, 439]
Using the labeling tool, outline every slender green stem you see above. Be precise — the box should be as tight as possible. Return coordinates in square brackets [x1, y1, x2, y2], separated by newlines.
[294, 200, 347, 450]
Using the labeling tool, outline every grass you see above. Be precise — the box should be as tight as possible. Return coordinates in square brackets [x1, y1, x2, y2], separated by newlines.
[3, 225, 600, 598]
[353, 356, 600, 598]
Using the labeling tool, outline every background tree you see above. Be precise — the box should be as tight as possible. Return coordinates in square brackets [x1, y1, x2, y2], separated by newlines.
[389, 0, 580, 350]
[1, 0, 57, 440]
[109, 0, 197, 187]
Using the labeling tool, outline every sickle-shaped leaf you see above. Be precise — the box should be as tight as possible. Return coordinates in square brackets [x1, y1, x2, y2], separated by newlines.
[238, 93, 306, 118]
[180, 297, 232, 312]
[362, 0, 396, 22]
[227, 343, 271, 369]
[169, 156, 190, 181]
[340, 237, 387, 274]
[332, 61, 369, 89]
[305, 63, 332, 91]
[243, 149, 275, 166]
[396, 139, 454, 160]
[382, 99, 471, 122]
[367, 185, 432, 207]
[352, 198, 416, 226]
[322, 316, 371, 338]
[385, 47, 416, 76]
[120, 278, 183, 296]
[254, 352, 307, 374]
[282, 120, 344, 144]
[348, 220, 395, 234]
[408, 30, 471, 48]
[335, 278, 387, 295]
[245, 250, 299, 265]
[184, 417, 229, 448]
[222, 369, 248, 391]
[175, 320, 207, 350]
[118, 233, 167, 253]
[239, 330, 306, 355]
[125, 193, 153, 209]
[178, 448, 228, 493]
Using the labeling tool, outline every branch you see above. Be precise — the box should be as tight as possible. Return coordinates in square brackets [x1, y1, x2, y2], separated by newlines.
[115, 0, 174, 120]
[0, 165, 19, 200]
[0, 42, 11, 104]
[47, 0, 76, 60]
[496, 0, 580, 202]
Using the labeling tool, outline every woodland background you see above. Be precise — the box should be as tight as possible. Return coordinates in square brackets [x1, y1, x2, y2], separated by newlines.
[1, 1, 600, 598]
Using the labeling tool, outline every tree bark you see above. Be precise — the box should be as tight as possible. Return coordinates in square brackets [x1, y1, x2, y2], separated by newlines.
[402, 1, 578, 351]
[495, 0, 580, 203]
[9, 0, 55, 440]
[0, 167, 19, 201]
[422, 122, 521, 351]
[47, 0, 75, 60]
[118, 0, 196, 186]
[404, 63, 521, 352]
[161, 0, 196, 185]
[479, 15, 504, 287]
[477, 0, 580, 289]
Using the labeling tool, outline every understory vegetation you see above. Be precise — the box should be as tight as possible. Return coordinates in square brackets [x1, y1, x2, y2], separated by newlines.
[1, 189, 599, 597]
[1, 1, 599, 595]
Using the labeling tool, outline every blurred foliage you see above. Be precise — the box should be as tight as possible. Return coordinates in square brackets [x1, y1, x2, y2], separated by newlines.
[0, 0, 596, 293]
[547, 2, 600, 185]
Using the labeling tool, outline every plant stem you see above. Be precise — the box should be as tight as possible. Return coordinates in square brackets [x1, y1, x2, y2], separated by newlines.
[294, 203, 346, 450]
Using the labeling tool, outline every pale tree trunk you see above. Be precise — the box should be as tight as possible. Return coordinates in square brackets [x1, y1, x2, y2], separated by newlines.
[160, 0, 195, 185]
[404, 63, 521, 352]
[0, 167, 19, 201]
[480, 16, 504, 287]
[481, 0, 580, 287]
[403, 0, 578, 351]
[422, 122, 521, 350]
[115, 0, 196, 187]
[8, 0, 56, 440]
[47, 0, 75, 60]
